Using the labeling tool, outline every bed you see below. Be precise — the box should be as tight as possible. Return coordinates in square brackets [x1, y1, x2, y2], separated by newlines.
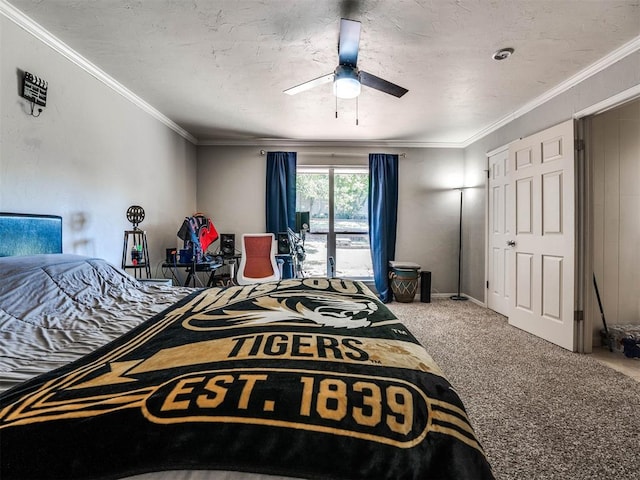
[0, 213, 494, 480]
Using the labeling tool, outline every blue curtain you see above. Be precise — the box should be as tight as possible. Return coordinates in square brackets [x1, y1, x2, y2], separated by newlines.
[368, 153, 399, 303]
[265, 151, 296, 234]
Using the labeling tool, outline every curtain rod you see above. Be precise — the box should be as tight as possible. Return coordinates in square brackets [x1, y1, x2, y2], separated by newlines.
[259, 150, 406, 158]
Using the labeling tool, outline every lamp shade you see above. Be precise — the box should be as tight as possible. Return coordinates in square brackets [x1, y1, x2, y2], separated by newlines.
[333, 65, 361, 99]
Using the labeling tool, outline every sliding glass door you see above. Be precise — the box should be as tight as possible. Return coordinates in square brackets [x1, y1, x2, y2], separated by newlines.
[296, 167, 372, 279]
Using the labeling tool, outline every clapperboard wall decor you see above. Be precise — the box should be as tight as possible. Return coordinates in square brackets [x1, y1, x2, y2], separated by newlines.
[22, 72, 48, 107]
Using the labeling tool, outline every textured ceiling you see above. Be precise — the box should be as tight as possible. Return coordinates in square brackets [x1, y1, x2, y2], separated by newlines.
[6, 0, 640, 145]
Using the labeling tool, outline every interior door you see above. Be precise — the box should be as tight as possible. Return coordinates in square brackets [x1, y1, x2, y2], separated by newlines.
[507, 119, 576, 351]
[487, 147, 511, 317]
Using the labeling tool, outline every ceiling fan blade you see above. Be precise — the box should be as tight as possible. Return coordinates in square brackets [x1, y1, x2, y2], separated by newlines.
[338, 18, 361, 67]
[283, 73, 334, 95]
[359, 71, 408, 98]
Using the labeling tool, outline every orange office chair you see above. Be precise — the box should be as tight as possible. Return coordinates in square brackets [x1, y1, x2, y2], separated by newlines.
[236, 233, 281, 285]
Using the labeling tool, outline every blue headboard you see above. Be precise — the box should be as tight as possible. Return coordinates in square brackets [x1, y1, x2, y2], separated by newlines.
[0, 212, 63, 257]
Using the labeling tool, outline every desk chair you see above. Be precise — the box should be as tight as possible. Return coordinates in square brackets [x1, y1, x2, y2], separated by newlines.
[236, 233, 281, 285]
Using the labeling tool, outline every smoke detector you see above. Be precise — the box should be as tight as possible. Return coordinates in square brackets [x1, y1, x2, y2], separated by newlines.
[492, 48, 514, 61]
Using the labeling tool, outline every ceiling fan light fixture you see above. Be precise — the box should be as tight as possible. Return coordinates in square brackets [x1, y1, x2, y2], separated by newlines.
[284, 19, 407, 99]
[333, 65, 361, 99]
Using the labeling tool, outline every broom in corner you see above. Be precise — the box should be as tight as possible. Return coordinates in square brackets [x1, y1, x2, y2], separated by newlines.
[593, 274, 613, 352]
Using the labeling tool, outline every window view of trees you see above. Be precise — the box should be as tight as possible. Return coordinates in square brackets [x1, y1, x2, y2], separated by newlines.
[296, 168, 372, 278]
[296, 173, 328, 230]
[335, 174, 368, 222]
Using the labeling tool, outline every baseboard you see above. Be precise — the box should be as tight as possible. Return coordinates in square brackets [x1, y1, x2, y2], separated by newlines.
[365, 283, 486, 308]
[425, 292, 486, 307]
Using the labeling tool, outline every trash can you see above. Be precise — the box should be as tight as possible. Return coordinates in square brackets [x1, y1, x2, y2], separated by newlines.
[420, 271, 432, 303]
[276, 254, 294, 279]
[388, 261, 421, 302]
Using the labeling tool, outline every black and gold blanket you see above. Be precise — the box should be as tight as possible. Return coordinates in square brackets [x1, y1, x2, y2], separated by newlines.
[0, 279, 493, 480]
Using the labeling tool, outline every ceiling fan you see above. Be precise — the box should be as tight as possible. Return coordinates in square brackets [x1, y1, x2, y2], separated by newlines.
[284, 18, 408, 99]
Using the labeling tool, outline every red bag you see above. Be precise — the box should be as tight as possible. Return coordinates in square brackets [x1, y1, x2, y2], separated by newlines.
[177, 213, 219, 260]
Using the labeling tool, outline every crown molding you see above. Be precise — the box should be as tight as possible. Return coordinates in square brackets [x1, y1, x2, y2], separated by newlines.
[462, 34, 640, 147]
[0, 0, 198, 145]
[2, 0, 638, 150]
[486, 143, 510, 157]
[196, 138, 466, 149]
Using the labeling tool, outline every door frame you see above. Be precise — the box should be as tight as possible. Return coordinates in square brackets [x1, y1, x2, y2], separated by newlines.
[575, 117, 590, 353]
[485, 85, 640, 353]
[573, 85, 640, 353]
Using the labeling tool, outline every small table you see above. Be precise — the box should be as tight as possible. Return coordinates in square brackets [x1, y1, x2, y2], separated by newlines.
[162, 261, 223, 287]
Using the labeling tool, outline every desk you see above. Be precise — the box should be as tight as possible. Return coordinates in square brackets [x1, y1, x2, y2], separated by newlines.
[162, 261, 222, 287]
[214, 255, 240, 285]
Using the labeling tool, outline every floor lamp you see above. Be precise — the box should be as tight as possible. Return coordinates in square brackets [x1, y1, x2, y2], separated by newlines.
[451, 187, 469, 301]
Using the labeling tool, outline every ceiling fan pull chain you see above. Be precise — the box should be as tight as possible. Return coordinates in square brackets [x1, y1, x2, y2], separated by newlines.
[356, 97, 359, 126]
[335, 95, 338, 119]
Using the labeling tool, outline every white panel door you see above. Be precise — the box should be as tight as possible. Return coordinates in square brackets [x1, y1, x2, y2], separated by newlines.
[507, 119, 576, 351]
[487, 148, 511, 317]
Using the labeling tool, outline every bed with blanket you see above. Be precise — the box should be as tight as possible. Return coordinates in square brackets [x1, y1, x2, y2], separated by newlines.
[0, 213, 493, 480]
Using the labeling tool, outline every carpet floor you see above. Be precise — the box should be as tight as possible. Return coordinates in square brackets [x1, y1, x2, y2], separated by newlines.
[386, 299, 640, 480]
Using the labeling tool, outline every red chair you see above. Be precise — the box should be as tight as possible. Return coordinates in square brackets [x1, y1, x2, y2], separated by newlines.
[236, 233, 281, 285]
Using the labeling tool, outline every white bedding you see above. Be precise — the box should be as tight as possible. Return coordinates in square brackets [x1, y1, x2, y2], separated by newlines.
[0, 254, 194, 393]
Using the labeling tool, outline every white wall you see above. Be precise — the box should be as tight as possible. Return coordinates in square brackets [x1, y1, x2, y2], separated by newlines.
[196, 145, 467, 296]
[196, 146, 265, 239]
[463, 50, 640, 302]
[0, 17, 197, 270]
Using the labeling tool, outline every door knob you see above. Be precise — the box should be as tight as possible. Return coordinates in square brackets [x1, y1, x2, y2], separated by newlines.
[507, 240, 516, 247]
